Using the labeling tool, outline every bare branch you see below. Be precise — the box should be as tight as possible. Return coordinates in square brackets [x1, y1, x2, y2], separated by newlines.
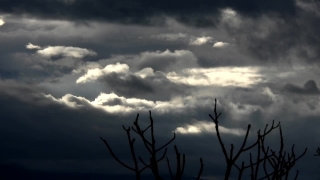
[196, 158, 204, 180]
[100, 137, 135, 171]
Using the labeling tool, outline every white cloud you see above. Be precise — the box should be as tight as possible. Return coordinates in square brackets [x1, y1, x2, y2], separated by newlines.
[37, 46, 97, 58]
[223, 8, 237, 17]
[140, 49, 191, 60]
[134, 67, 155, 78]
[92, 93, 155, 108]
[76, 62, 130, 83]
[175, 126, 201, 134]
[72, 62, 102, 74]
[44, 92, 156, 114]
[189, 36, 213, 45]
[77, 60, 264, 89]
[43, 90, 215, 115]
[26, 43, 41, 49]
[0, 19, 5, 26]
[175, 120, 246, 136]
[220, 8, 242, 28]
[213, 42, 230, 48]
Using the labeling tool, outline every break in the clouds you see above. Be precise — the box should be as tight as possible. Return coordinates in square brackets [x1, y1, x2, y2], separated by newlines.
[1, 0, 320, 179]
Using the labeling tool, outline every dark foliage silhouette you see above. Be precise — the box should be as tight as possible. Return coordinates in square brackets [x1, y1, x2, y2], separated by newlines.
[100, 99, 307, 180]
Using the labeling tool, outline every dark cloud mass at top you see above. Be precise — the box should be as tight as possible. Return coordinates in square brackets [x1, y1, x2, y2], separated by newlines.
[0, 0, 297, 26]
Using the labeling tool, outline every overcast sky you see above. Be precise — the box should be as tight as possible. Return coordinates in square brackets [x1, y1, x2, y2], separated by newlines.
[1, 0, 320, 179]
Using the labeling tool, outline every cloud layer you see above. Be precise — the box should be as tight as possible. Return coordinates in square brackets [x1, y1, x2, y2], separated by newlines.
[1, 1, 320, 179]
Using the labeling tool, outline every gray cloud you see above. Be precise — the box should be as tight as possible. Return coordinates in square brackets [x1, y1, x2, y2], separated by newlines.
[48, 78, 60, 83]
[100, 72, 154, 96]
[151, 33, 188, 41]
[282, 80, 320, 95]
[102, 49, 199, 73]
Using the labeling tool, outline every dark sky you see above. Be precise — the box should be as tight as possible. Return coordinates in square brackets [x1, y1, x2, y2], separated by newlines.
[1, 0, 320, 179]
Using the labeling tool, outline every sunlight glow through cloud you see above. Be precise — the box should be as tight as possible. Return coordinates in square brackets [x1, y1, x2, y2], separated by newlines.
[76, 61, 263, 88]
[189, 36, 213, 45]
[0, 19, 5, 26]
[175, 120, 246, 135]
[167, 66, 264, 87]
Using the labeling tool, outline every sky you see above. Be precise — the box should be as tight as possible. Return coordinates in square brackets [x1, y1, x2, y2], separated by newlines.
[1, 0, 320, 179]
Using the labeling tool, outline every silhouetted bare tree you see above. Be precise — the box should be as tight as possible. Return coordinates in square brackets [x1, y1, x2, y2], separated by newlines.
[101, 99, 307, 180]
[166, 145, 203, 180]
[209, 99, 307, 180]
[100, 111, 203, 180]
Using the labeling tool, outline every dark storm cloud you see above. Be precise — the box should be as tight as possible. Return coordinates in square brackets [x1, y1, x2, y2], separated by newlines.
[282, 80, 320, 95]
[222, 0, 320, 64]
[0, 0, 297, 26]
[97, 71, 193, 100]
[4, 52, 83, 82]
[0, 41, 97, 82]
